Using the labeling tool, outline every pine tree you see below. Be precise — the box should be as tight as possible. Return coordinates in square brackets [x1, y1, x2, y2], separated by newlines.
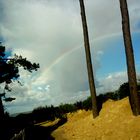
[0, 43, 39, 118]
[79, 0, 99, 118]
[119, 0, 140, 115]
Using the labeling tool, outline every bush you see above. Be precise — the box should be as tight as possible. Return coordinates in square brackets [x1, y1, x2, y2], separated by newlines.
[117, 82, 129, 99]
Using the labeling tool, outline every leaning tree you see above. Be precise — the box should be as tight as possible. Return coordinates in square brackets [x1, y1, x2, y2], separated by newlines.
[119, 0, 140, 115]
[0, 42, 39, 120]
[79, 0, 99, 118]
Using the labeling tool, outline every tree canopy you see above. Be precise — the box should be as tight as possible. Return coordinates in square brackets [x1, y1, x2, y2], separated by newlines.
[0, 42, 39, 101]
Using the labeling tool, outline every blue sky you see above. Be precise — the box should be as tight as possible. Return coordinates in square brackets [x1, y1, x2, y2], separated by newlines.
[95, 35, 127, 78]
[0, 0, 140, 114]
[96, 32, 140, 78]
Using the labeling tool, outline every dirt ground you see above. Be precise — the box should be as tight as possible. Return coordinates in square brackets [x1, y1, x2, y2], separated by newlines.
[42, 97, 140, 140]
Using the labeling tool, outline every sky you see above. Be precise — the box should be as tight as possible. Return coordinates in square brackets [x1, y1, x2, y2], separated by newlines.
[0, 0, 140, 114]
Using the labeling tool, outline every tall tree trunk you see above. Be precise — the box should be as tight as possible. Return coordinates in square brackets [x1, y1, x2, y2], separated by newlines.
[0, 97, 4, 120]
[79, 0, 99, 118]
[119, 0, 140, 115]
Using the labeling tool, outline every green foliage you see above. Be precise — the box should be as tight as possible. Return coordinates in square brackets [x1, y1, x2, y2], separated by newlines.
[0, 42, 40, 130]
[32, 105, 58, 122]
[59, 103, 77, 113]
[9, 54, 39, 73]
[31, 104, 77, 123]
[0, 43, 39, 86]
[0, 43, 39, 102]
[74, 101, 83, 110]
[116, 82, 129, 99]
[82, 96, 92, 110]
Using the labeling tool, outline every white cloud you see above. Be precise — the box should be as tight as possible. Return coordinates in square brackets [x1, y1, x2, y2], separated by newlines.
[0, 0, 82, 68]
[85, 0, 140, 39]
[97, 72, 128, 94]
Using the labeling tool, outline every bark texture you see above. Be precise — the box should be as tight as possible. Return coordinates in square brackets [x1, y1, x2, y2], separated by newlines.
[79, 0, 99, 118]
[119, 0, 140, 115]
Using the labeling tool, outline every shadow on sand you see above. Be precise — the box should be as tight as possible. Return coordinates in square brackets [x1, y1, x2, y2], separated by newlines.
[11, 116, 67, 140]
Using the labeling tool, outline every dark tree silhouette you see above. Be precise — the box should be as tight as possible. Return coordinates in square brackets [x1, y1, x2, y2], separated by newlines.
[0, 42, 39, 119]
[119, 0, 140, 115]
[79, 0, 99, 118]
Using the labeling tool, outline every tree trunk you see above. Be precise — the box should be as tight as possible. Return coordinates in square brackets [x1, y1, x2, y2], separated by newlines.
[0, 97, 4, 120]
[79, 0, 99, 118]
[119, 0, 140, 115]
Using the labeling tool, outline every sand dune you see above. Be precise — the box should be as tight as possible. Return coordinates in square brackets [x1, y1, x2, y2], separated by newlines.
[50, 97, 140, 140]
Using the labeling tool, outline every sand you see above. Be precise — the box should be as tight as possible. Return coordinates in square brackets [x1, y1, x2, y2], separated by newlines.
[50, 97, 140, 140]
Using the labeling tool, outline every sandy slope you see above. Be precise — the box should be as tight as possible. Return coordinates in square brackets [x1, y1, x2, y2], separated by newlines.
[51, 97, 140, 140]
